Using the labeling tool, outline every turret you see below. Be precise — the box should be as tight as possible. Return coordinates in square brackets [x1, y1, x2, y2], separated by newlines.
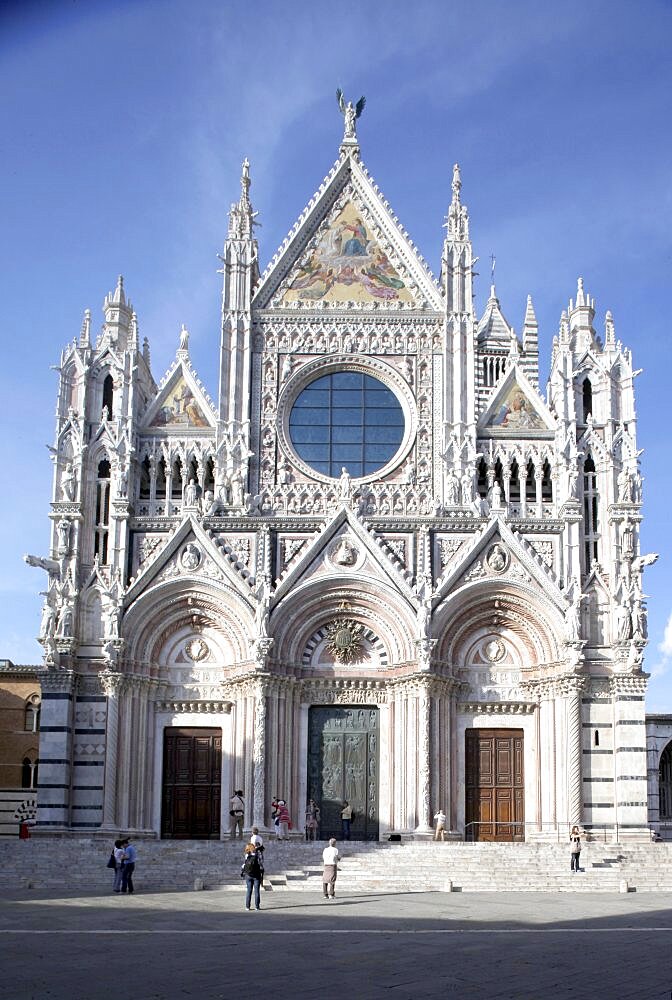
[442, 164, 476, 481]
[218, 159, 259, 433]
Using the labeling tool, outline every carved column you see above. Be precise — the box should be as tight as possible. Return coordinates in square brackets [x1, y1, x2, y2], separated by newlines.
[133, 678, 151, 829]
[117, 676, 136, 830]
[252, 679, 268, 828]
[416, 682, 433, 832]
[566, 678, 584, 826]
[100, 670, 125, 829]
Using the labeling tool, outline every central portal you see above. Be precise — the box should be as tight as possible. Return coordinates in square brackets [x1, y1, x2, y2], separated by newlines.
[161, 727, 222, 839]
[307, 706, 379, 841]
[465, 728, 524, 842]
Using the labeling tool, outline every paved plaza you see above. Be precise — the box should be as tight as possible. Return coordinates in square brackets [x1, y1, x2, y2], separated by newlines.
[1, 886, 671, 1000]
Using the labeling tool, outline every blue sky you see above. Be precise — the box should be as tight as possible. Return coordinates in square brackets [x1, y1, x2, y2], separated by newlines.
[2, 0, 671, 705]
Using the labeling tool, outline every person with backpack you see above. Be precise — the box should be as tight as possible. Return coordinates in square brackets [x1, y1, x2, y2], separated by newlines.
[241, 842, 264, 910]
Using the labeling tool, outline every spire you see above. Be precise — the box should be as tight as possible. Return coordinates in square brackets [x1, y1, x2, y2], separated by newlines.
[445, 163, 469, 242]
[521, 295, 539, 388]
[79, 308, 91, 349]
[604, 310, 616, 348]
[568, 275, 596, 351]
[228, 158, 256, 239]
[177, 323, 190, 360]
[112, 274, 126, 306]
[142, 336, 151, 368]
[129, 311, 139, 352]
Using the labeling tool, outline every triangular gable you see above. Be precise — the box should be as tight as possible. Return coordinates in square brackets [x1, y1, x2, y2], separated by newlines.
[141, 360, 216, 432]
[253, 154, 442, 311]
[477, 288, 513, 344]
[272, 505, 415, 607]
[433, 516, 564, 608]
[124, 515, 253, 608]
[478, 365, 555, 436]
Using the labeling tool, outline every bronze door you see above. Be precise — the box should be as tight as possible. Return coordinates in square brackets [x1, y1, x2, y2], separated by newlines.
[307, 706, 379, 841]
[465, 728, 524, 842]
[161, 727, 222, 839]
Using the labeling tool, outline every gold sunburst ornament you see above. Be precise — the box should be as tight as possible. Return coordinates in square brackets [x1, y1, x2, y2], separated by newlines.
[325, 616, 365, 663]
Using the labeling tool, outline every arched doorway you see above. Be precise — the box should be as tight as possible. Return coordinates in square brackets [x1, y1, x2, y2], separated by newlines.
[659, 741, 672, 829]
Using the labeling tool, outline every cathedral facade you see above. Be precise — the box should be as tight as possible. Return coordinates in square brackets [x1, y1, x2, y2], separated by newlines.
[28, 111, 655, 841]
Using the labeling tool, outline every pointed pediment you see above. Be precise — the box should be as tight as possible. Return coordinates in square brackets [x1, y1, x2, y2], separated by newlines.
[478, 365, 555, 436]
[141, 360, 216, 432]
[124, 516, 253, 608]
[434, 516, 564, 607]
[272, 506, 415, 607]
[253, 154, 442, 311]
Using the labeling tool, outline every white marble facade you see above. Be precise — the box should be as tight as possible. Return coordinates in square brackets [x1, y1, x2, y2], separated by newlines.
[27, 106, 656, 840]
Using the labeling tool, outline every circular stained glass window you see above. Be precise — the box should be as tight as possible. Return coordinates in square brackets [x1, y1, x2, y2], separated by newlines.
[288, 371, 405, 478]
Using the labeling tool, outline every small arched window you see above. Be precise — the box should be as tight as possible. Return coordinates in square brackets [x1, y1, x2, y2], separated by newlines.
[525, 460, 536, 502]
[24, 697, 40, 733]
[139, 456, 151, 500]
[582, 379, 593, 423]
[21, 757, 38, 790]
[583, 455, 599, 569]
[172, 458, 183, 499]
[509, 460, 521, 503]
[102, 374, 114, 418]
[156, 457, 167, 499]
[476, 458, 488, 498]
[94, 459, 111, 563]
[541, 460, 553, 502]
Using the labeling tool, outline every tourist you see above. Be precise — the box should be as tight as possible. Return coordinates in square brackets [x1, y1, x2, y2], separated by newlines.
[112, 838, 125, 892]
[570, 825, 583, 872]
[276, 799, 291, 839]
[241, 842, 264, 910]
[305, 798, 320, 841]
[340, 801, 353, 840]
[322, 837, 340, 899]
[270, 797, 280, 837]
[433, 808, 447, 841]
[230, 789, 245, 840]
[250, 826, 264, 850]
[121, 838, 137, 894]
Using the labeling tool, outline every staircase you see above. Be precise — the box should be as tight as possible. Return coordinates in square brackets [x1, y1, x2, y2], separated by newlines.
[1, 838, 670, 893]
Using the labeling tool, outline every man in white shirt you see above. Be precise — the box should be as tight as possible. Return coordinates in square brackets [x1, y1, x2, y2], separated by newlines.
[322, 837, 340, 899]
[433, 808, 447, 841]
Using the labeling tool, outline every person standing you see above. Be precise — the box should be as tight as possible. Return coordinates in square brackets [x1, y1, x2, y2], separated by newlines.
[322, 838, 340, 899]
[570, 825, 583, 872]
[250, 827, 264, 850]
[276, 799, 290, 840]
[340, 801, 352, 840]
[305, 799, 320, 841]
[112, 838, 125, 893]
[241, 843, 264, 910]
[433, 808, 447, 842]
[121, 838, 137, 894]
[230, 790, 245, 840]
[270, 797, 280, 838]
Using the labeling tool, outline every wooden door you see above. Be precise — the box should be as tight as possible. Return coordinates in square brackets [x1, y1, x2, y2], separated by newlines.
[307, 706, 379, 841]
[465, 729, 524, 842]
[161, 727, 222, 839]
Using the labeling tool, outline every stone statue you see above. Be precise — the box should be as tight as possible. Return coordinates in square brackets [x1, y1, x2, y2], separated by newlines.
[179, 324, 189, 353]
[632, 599, 647, 640]
[417, 601, 431, 640]
[231, 470, 245, 507]
[278, 461, 292, 486]
[61, 464, 77, 501]
[565, 594, 584, 643]
[255, 581, 270, 638]
[615, 602, 632, 642]
[336, 89, 365, 141]
[39, 595, 56, 640]
[56, 519, 71, 555]
[460, 471, 474, 506]
[618, 468, 633, 503]
[338, 467, 352, 500]
[280, 355, 295, 382]
[490, 481, 503, 509]
[567, 468, 578, 500]
[185, 478, 199, 506]
[445, 470, 459, 506]
[56, 602, 73, 638]
[403, 458, 416, 486]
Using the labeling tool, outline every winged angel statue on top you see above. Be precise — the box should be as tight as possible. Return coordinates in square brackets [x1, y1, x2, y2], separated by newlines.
[337, 88, 366, 141]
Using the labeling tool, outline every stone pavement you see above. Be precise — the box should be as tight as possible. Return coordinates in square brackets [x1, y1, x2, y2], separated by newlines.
[1, 886, 671, 1000]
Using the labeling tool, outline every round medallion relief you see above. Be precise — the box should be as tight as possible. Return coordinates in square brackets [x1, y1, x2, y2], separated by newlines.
[185, 637, 209, 662]
[180, 542, 202, 571]
[483, 637, 506, 662]
[486, 543, 509, 574]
